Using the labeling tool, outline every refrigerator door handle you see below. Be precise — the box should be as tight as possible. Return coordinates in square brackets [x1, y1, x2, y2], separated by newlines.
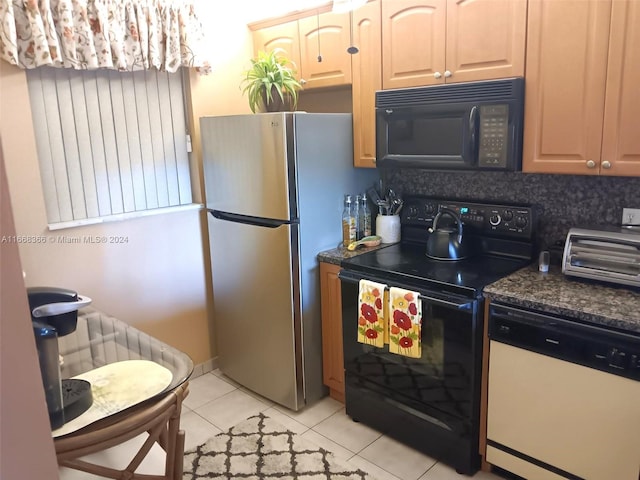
[207, 209, 296, 228]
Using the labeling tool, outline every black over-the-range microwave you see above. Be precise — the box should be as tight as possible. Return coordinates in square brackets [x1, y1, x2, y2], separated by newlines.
[376, 77, 525, 171]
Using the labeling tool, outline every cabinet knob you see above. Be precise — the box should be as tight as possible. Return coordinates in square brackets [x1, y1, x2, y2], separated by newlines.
[434, 72, 442, 79]
[444, 70, 452, 78]
[602, 160, 612, 169]
[586, 160, 596, 169]
[300, 79, 307, 85]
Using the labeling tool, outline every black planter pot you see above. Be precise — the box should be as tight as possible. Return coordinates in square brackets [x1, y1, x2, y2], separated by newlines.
[261, 85, 293, 112]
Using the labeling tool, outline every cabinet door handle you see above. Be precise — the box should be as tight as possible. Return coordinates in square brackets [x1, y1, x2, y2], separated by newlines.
[586, 160, 596, 169]
[444, 70, 452, 78]
[602, 160, 612, 169]
[434, 71, 442, 79]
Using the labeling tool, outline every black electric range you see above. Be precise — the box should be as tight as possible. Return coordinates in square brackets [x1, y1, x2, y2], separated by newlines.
[342, 196, 536, 296]
[339, 196, 536, 476]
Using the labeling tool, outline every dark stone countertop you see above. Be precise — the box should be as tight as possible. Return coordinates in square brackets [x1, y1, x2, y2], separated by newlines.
[317, 243, 395, 266]
[484, 264, 640, 335]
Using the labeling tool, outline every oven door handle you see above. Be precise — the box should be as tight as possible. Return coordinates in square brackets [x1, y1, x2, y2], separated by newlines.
[338, 270, 474, 311]
[421, 296, 473, 311]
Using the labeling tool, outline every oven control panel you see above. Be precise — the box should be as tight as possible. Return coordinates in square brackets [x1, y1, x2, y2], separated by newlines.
[402, 196, 534, 239]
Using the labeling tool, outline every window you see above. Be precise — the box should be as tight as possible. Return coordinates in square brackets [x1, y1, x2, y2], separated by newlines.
[26, 66, 193, 229]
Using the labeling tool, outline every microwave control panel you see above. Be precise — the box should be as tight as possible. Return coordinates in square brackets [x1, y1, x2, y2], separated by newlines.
[478, 105, 509, 168]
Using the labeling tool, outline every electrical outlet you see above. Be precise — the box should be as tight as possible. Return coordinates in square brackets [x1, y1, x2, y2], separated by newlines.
[622, 208, 640, 225]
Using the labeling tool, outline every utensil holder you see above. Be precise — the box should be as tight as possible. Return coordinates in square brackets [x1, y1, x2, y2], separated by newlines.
[376, 215, 401, 243]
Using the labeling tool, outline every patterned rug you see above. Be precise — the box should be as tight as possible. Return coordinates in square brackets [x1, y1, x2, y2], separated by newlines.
[183, 413, 375, 479]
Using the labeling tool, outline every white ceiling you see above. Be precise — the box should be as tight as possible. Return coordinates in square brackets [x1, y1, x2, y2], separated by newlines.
[243, 0, 329, 22]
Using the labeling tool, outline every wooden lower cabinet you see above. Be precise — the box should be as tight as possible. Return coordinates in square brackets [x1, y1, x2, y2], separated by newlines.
[319, 261, 345, 402]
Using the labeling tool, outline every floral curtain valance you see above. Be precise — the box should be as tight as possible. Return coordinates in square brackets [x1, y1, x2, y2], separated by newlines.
[0, 0, 211, 73]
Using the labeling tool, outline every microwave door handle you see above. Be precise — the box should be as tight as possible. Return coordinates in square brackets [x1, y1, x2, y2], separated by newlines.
[469, 105, 478, 163]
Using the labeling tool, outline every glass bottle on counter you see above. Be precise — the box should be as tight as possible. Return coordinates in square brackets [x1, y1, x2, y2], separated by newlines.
[342, 195, 356, 247]
[360, 193, 371, 237]
[354, 194, 362, 240]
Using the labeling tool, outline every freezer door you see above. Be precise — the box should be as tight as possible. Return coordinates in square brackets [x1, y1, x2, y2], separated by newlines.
[201, 113, 294, 221]
[208, 216, 303, 410]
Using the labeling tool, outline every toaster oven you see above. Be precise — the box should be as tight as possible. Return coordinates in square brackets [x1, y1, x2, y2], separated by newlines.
[562, 227, 640, 288]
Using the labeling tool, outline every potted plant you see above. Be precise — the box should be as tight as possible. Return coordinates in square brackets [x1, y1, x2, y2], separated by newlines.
[241, 48, 303, 113]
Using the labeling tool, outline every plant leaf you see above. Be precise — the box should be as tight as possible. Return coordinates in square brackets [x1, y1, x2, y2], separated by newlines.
[240, 48, 302, 112]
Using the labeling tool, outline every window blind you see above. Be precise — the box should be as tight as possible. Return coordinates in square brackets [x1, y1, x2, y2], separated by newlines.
[26, 67, 192, 227]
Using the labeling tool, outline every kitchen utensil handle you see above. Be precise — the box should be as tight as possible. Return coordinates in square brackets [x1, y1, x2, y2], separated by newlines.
[431, 207, 464, 243]
[32, 295, 92, 318]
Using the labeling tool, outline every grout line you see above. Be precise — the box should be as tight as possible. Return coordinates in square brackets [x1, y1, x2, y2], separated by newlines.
[306, 426, 358, 456]
[190, 409, 226, 433]
[417, 460, 440, 479]
[346, 453, 404, 480]
[189, 387, 240, 414]
[324, 408, 383, 455]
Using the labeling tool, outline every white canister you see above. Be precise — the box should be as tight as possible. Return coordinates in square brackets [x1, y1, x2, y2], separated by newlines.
[376, 214, 401, 243]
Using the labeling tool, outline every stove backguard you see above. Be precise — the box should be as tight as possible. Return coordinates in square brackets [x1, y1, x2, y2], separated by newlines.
[400, 196, 536, 257]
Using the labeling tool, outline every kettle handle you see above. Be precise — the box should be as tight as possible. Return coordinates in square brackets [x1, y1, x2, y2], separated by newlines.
[32, 295, 92, 318]
[429, 208, 464, 243]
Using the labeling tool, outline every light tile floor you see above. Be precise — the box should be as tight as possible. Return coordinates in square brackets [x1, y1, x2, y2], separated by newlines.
[59, 370, 506, 480]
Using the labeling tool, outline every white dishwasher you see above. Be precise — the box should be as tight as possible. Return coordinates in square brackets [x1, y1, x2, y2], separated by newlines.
[486, 303, 640, 480]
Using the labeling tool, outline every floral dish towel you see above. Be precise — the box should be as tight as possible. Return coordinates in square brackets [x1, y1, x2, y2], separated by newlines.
[357, 279, 387, 348]
[389, 287, 422, 358]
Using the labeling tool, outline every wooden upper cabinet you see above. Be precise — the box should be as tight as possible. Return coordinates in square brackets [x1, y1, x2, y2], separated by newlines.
[601, 0, 640, 176]
[252, 21, 302, 81]
[382, 0, 446, 89]
[446, 0, 526, 83]
[523, 0, 639, 176]
[523, 0, 610, 175]
[381, 0, 525, 89]
[352, 0, 382, 168]
[298, 12, 353, 89]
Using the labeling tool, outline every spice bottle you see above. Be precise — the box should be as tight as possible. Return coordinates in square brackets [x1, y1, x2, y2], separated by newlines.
[342, 195, 356, 246]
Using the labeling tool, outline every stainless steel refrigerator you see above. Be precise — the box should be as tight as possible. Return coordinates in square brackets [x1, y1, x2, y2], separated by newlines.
[200, 113, 377, 411]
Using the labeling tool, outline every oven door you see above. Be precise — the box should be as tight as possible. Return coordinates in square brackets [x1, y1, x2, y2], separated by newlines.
[339, 269, 482, 474]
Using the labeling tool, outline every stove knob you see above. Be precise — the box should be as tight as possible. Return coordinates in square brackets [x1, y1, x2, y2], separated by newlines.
[503, 209, 514, 221]
[489, 214, 501, 226]
[424, 203, 436, 214]
[515, 215, 528, 228]
[407, 205, 418, 218]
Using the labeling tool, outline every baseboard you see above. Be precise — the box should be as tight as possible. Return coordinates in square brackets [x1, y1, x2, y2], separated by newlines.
[190, 357, 219, 379]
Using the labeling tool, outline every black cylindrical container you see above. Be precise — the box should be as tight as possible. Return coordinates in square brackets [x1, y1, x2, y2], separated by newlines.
[32, 321, 65, 429]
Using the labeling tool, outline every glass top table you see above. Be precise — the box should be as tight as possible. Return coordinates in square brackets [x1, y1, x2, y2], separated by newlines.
[54, 307, 194, 437]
